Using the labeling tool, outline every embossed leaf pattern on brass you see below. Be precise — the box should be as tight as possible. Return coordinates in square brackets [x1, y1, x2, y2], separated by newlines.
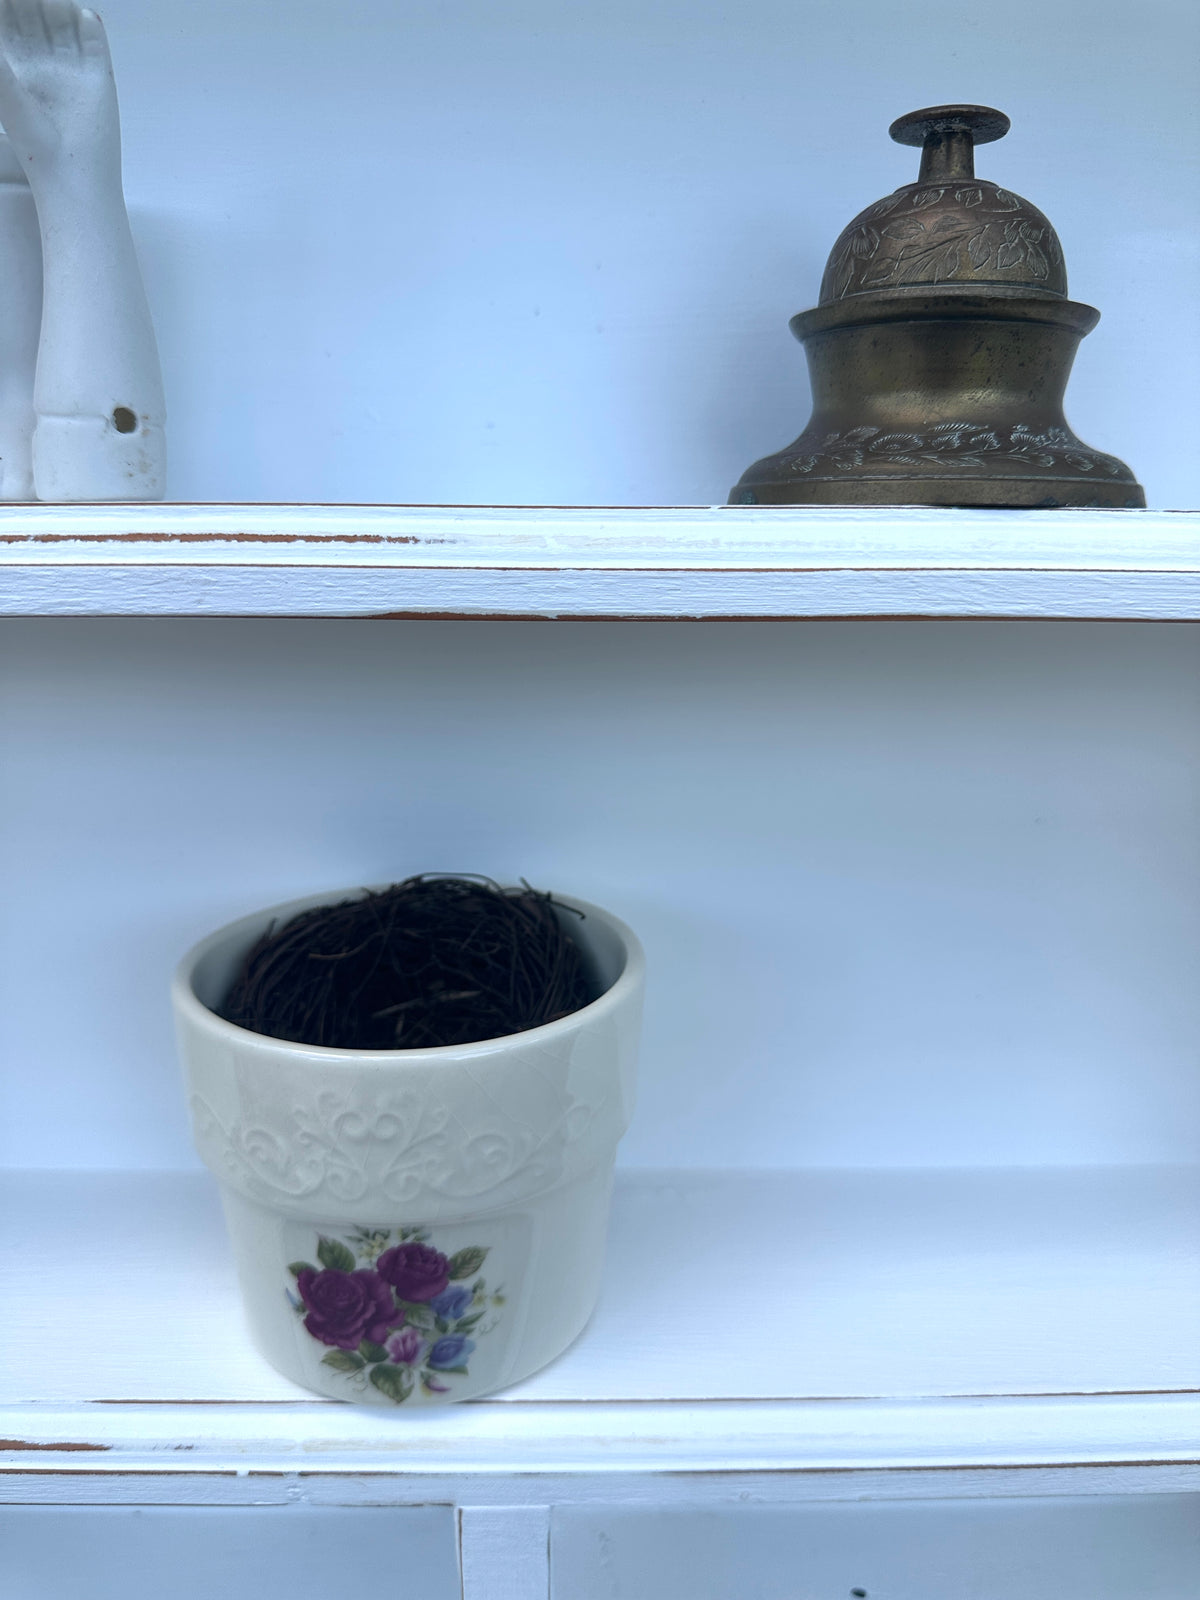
[776, 423, 1133, 479]
[821, 184, 1065, 300]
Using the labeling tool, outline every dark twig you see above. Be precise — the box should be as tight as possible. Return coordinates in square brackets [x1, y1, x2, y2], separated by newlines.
[219, 875, 598, 1049]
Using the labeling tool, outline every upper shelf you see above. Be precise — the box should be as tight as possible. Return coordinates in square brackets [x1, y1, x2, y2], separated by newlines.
[3, 504, 1200, 620]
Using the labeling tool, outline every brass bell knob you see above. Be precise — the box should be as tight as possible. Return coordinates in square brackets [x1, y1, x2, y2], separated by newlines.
[889, 104, 1011, 184]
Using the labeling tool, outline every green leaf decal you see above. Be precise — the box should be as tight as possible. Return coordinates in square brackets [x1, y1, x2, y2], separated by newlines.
[288, 1261, 317, 1279]
[321, 1349, 365, 1373]
[369, 1363, 413, 1403]
[397, 1302, 436, 1331]
[316, 1236, 356, 1273]
[448, 1247, 488, 1280]
[359, 1340, 389, 1363]
[456, 1312, 484, 1332]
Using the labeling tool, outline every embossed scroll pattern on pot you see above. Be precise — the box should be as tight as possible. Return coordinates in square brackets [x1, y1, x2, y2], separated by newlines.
[190, 1074, 607, 1213]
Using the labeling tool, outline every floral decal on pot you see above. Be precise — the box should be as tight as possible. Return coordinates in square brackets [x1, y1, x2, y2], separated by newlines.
[286, 1226, 503, 1402]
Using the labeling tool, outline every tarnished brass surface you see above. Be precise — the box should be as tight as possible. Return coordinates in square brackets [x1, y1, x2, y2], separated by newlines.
[732, 105, 1144, 508]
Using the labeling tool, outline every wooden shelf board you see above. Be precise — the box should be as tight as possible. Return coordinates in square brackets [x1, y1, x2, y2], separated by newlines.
[2, 1166, 1197, 1483]
[3, 504, 1200, 618]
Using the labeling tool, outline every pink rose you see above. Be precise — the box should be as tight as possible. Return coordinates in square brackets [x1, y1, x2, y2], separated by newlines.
[386, 1328, 424, 1366]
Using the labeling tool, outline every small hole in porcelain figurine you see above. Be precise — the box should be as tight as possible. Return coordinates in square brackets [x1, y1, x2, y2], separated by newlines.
[112, 405, 137, 433]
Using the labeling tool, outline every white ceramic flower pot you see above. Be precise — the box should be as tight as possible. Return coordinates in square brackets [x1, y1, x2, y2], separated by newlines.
[172, 889, 643, 1407]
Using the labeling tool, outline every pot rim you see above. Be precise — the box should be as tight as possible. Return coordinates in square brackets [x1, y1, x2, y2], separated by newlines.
[173, 886, 645, 1066]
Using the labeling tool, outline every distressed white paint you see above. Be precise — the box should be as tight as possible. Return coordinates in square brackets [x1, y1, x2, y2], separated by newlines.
[1, 1390, 1196, 1484]
[14, 561, 1200, 618]
[3, 1466, 1197, 1511]
[1, 1170, 1197, 1480]
[2, 1391, 1197, 1482]
[2, 505, 1200, 617]
[460, 1507, 549, 1600]
[2, 504, 1199, 569]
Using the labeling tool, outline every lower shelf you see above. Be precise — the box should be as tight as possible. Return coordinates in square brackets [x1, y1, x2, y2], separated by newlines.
[2, 1166, 1198, 1484]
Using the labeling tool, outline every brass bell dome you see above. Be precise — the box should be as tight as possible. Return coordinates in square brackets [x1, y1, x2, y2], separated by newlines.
[731, 105, 1144, 508]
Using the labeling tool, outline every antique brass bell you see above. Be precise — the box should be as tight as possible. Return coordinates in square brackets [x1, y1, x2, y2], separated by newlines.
[731, 105, 1144, 507]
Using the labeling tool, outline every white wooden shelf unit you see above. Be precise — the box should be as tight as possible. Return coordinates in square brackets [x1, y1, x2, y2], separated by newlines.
[4, 505, 1200, 1594]
[2, 1165, 1198, 1496]
[4, 503, 1200, 618]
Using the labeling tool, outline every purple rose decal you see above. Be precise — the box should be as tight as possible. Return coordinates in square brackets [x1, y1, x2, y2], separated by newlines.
[430, 1286, 474, 1321]
[377, 1242, 451, 1302]
[290, 1229, 496, 1403]
[296, 1268, 398, 1350]
[386, 1328, 425, 1366]
[427, 1334, 476, 1370]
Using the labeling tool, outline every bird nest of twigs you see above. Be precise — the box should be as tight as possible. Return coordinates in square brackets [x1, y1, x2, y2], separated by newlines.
[219, 875, 600, 1050]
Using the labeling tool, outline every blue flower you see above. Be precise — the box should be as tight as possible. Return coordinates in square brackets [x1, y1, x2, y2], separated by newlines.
[430, 1286, 474, 1321]
[427, 1335, 476, 1370]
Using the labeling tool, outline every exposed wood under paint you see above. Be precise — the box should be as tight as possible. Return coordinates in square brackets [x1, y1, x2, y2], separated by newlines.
[3, 504, 1200, 618]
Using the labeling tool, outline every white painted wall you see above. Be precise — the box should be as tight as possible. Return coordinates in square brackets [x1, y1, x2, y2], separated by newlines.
[3, 617, 1198, 1173]
[86, 0, 1199, 507]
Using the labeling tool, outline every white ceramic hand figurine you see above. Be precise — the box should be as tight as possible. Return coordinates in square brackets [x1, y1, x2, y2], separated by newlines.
[0, 0, 165, 500]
